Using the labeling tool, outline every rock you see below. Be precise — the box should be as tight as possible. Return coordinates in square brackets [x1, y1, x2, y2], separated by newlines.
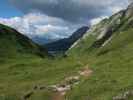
[113, 94, 126, 100]
[39, 86, 47, 90]
[79, 67, 93, 77]
[33, 85, 38, 90]
[65, 76, 80, 85]
[56, 85, 71, 92]
[113, 90, 133, 100]
[22, 91, 34, 100]
[125, 2, 133, 18]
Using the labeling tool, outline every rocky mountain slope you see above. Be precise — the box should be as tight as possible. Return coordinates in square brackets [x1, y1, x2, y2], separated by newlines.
[44, 26, 89, 54]
[66, 2, 133, 100]
[82, 2, 133, 49]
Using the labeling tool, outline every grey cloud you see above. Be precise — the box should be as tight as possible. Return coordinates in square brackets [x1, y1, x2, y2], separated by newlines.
[0, 13, 79, 41]
[128, 0, 133, 2]
[10, 0, 129, 24]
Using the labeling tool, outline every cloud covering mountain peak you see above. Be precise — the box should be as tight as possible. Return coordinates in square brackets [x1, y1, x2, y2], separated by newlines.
[0, 13, 78, 44]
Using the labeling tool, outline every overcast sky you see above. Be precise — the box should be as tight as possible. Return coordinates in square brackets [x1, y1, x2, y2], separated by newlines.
[0, 0, 131, 43]
[10, 0, 131, 22]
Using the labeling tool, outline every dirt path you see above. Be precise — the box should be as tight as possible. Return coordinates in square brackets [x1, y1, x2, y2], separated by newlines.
[52, 65, 93, 100]
[79, 66, 93, 77]
[52, 92, 65, 100]
[21, 65, 93, 100]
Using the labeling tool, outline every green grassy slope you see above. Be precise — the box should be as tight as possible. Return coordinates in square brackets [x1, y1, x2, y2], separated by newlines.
[65, 4, 133, 99]
[1, 28, 133, 100]
[0, 23, 82, 100]
[23, 18, 133, 100]
[0, 24, 47, 60]
[0, 3, 133, 100]
[67, 28, 133, 100]
[64, 3, 133, 100]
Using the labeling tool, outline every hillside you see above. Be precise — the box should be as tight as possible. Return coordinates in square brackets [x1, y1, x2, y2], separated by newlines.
[0, 2, 133, 100]
[0, 23, 84, 100]
[70, 2, 133, 53]
[66, 2, 133, 100]
[0, 24, 47, 59]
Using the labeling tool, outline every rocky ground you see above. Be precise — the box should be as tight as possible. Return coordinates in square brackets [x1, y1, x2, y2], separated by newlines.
[22, 65, 93, 100]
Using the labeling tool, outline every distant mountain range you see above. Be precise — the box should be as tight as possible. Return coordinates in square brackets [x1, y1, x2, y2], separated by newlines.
[0, 22, 89, 57]
[44, 26, 89, 54]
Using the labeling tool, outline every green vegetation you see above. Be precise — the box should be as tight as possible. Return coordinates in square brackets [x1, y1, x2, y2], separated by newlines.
[0, 24, 82, 100]
[0, 26, 133, 100]
[67, 28, 133, 100]
[0, 3, 133, 100]
[0, 24, 47, 59]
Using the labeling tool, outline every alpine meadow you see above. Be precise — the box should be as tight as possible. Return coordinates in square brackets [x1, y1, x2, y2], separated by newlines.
[0, 0, 133, 100]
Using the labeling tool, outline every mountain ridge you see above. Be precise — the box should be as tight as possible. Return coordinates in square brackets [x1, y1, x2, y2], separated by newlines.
[70, 2, 133, 51]
[44, 26, 89, 54]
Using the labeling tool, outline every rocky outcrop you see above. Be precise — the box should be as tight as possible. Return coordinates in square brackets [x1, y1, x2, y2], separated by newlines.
[125, 2, 133, 18]
[90, 3, 133, 48]
[90, 12, 123, 48]
[113, 90, 133, 100]
[72, 3, 133, 50]
[21, 67, 92, 100]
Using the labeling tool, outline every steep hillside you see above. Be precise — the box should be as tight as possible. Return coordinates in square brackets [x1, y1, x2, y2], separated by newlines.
[66, 3, 133, 100]
[44, 26, 89, 54]
[0, 23, 85, 100]
[0, 24, 47, 59]
[70, 2, 133, 53]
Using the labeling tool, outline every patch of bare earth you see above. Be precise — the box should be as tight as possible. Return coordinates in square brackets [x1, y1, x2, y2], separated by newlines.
[52, 92, 65, 100]
[52, 65, 93, 100]
[79, 65, 93, 77]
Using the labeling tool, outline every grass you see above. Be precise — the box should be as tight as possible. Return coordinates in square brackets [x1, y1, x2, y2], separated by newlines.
[0, 19, 133, 100]
[0, 54, 83, 100]
[0, 29, 133, 100]
[66, 29, 133, 100]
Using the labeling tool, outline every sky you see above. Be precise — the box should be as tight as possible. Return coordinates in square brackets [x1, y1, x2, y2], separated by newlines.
[0, 0, 131, 44]
[0, 0, 23, 18]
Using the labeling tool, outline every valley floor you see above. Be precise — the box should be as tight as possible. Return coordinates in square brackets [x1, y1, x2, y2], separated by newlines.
[0, 29, 133, 100]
